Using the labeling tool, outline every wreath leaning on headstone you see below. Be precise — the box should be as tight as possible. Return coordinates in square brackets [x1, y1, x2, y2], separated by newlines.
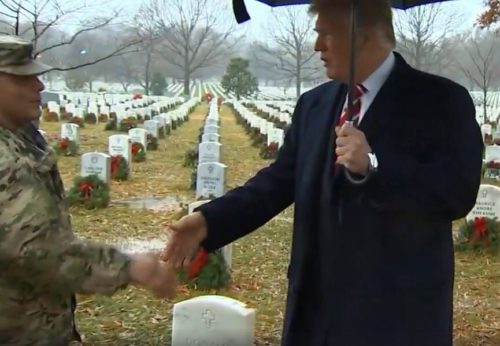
[147, 134, 159, 151]
[259, 142, 279, 160]
[132, 142, 146, 162]
[455, 217, 500, 255]
[110, 155, 129, 181]
[67, 175, 110, 209]
[53, 137, 78, 156]
[178, 247, 231, 290]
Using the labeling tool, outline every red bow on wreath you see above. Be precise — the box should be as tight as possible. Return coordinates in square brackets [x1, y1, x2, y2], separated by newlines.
[59, 138, 70, 151]
[187, 248, 209, 279]
[110, 156, 121, 175]
[132, 143, 141, 156]
[472, 217, 489, 248]
[79, 181, 94, 201]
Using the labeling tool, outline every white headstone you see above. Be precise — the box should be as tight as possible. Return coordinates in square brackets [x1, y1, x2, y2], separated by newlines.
[267, 128, 284, 147]
[61, 123, 80, 144]
[206, 118, 218, 127]
[100, 105, 110, 115]
[108, 135, 133, 165]
[80, 152, 111, 184]
[466, 184, 500, 221]
[201, 133, 220, 143]
[128, 128, 148, 152]
[48, 101, 59, 114]
[485, 145, 500, 162]
[144, 120, 160, 138]
[198, 142, 221, 164]
[153, 115, 166, 127]
[196, 163, 226, 199]
[172, 296, 255, 346]
[481, 124, 493, 141]
[204, 125, 219, 135]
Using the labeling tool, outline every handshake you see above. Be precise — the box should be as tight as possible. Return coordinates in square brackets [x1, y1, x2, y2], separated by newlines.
[127, 211, 208, 299]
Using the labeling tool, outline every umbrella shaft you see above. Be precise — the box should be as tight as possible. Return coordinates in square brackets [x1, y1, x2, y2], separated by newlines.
[348, 0, 359, 123]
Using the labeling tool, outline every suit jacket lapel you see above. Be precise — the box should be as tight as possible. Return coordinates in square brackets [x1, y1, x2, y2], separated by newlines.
[300, 82, 345, 207]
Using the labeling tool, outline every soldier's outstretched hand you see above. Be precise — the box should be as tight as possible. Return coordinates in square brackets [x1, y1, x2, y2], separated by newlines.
[129, 253, 177, 299]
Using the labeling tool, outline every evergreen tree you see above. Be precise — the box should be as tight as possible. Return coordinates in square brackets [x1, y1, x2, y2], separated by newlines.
[151, 72, 168, 96]
[221, 58, 259, 100]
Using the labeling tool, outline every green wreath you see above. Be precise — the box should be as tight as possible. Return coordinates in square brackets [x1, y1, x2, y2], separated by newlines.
[111, 155, 129, 181]
[159, 126, 166, 139]
[178, 248, 230, 290]
[259, 142, 279, 160]
[132, 142, 146, 162]
[118, 117, 137, 132]
[53, 137, 78, 156]
[67, 175, 110, 209]
[147, 134, 159, 151]
[183, 148, 198, 168]
[455, 217, 500, 255]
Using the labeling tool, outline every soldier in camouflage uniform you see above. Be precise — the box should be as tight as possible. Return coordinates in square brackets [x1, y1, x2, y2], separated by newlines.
[0, 35, 177, 345]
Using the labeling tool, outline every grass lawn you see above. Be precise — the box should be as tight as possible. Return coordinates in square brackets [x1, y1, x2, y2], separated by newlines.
[40, 104, 499, 345]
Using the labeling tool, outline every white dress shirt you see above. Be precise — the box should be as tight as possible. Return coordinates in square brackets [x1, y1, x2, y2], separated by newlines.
[343, 51, 396, 125]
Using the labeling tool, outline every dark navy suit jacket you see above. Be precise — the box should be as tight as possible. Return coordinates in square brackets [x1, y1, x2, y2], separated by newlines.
[198, 53, 483, 346]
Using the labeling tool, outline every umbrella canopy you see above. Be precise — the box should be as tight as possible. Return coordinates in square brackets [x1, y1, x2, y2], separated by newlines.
[233, 0, 454, 23]
[232, 0, 455, 116]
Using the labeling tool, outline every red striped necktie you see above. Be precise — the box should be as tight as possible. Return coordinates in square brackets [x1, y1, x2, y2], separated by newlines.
[337, 84, 367, 127]
[332, 84, 367, 170]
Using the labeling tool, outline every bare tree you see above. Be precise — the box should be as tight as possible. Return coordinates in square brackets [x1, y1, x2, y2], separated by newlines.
[395, 4, 462, 74]
[258, 7, 318, 98]
[143, 0, 236, 96]
[458, 31, 500, 122]
[0, 0, 142, 72]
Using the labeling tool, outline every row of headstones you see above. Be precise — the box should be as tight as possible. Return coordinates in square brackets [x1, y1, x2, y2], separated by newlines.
[193, 100, 231, 267]
[58, 99, 199, 184]
[58, 99, 199, 143]
[250, 101, 292, 125]
[46, 96, 185, 123]
[254, 100, 295, 117]
[171, 100, 254, 345]
[230, 101, 285, 148]
[54, 91, 181, 108]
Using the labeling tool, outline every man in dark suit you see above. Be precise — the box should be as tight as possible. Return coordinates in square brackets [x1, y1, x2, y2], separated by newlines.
[163, 0, 483, 345]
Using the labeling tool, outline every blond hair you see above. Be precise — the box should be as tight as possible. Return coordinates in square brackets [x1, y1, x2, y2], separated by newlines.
[309, 0, 396, 45]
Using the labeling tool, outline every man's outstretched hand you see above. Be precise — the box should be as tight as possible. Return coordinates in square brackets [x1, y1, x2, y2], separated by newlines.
[129, 253, 177, 299]
[161, 211, 208, 269]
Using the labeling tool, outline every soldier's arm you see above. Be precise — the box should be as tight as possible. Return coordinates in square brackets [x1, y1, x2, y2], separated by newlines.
[0, 152, 131, 296]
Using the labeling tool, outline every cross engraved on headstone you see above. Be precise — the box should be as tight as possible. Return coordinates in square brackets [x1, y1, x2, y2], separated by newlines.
[201, 309, 215, 328]
[482, 190, 488, 198]
[208, 165, 214, 174]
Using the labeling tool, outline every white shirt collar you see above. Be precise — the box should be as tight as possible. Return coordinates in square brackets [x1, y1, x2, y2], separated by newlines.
[362, 51, 395, 96]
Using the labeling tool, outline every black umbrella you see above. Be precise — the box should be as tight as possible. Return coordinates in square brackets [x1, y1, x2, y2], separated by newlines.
[233, 0, 454, 123]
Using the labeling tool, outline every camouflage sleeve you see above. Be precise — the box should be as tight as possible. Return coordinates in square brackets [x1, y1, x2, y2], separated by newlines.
[0, 148, 131, 296]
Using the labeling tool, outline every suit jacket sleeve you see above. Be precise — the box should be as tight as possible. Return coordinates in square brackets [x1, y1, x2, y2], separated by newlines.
[197, 97, 302, 252]
[364, 84, 483, 220]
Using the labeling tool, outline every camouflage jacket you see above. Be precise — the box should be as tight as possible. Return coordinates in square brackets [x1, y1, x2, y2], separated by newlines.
[0, 126, 131, 345]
